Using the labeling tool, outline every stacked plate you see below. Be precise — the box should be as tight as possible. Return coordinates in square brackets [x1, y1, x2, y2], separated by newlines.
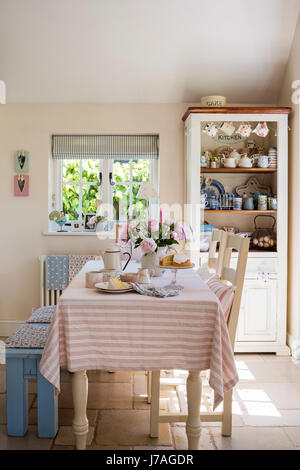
[268, 147, 277, 168]
[95, 282, 133, 294]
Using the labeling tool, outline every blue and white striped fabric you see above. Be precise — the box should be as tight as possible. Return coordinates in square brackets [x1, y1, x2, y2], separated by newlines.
[52, 135, 159, 160]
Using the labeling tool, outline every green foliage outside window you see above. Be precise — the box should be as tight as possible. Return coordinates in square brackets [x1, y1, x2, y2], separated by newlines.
[62, 159, 151, 220]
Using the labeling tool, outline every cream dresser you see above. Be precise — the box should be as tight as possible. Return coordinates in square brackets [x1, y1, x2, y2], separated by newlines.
[183, 106, 291, 354]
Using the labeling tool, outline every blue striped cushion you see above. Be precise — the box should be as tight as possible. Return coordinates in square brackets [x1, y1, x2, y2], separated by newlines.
[5, 324, 50, 349]
[27, 306, 55, 324]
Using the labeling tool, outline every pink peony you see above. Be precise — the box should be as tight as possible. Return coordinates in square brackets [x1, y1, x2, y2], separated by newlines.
[148, 219, 159, 233]
[140, 237, 157, 254]
[128, 220, 137, 230]
[170, 231, 178, 240]
[175, 222, 192, 241]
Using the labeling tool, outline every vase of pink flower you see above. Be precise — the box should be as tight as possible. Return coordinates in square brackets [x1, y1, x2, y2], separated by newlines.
[120, 216, 192, 268]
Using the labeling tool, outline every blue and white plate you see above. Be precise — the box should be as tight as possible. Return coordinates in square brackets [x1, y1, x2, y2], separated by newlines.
[201, 179, 225, 201]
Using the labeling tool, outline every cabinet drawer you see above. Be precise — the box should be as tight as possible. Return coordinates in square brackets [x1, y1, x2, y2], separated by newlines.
[230, 256, 278, 278]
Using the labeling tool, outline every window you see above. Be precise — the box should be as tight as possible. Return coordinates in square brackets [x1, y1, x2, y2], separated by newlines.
[54, 158, 158, 222]
[113, 159, 152, 220]
[51, 134, 159, 228]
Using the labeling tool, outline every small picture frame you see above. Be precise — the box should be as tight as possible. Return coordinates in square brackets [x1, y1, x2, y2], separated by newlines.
[84, 214, 96, 231]
[71, 220, 83, 232]
[14, 175, 29, 196]
[14, 151, 29, 173]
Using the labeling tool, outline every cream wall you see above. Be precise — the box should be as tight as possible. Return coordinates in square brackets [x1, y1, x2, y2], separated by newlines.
[279, 12, 300, 357]
[0, 103, 188, 330]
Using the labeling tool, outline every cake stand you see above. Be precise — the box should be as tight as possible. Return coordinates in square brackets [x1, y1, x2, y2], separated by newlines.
[156, 263, 195, 289]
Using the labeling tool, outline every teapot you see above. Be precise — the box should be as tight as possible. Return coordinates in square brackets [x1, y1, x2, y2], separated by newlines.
[238, 154, 254, 168]
[229, 150, 242, 164]
[100, 243, 131, 271]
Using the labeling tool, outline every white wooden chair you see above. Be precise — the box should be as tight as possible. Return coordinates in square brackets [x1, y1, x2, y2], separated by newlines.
[147, 229, 227, 403]
[149, 233, 250, 439]
[198, 229, 227, 279]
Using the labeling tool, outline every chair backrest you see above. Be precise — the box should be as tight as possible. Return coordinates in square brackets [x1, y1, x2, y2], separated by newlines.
[218, 234, 250, 348]
[39, 255, 66, 307]
[39, 254, 98, 307]
[207, 229, 227, 276]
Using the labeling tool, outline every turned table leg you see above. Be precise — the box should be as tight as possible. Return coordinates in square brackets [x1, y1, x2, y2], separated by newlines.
[72, 370, 89, 450]
[186, 371, 202, 450]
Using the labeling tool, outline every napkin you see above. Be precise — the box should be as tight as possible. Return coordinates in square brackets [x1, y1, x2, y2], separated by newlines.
[130, 283, 181, 298]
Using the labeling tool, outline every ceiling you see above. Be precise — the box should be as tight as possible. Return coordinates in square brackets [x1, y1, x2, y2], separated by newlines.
[0, 0, 300, 103]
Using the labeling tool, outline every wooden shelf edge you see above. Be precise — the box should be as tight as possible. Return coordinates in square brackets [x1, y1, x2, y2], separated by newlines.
[201, 168, 277, 174]
[182, 106, 292, 121]
[203, 210, 277, 214]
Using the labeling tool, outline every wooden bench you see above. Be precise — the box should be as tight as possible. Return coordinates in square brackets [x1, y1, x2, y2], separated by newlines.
[5, 324, 58, 438]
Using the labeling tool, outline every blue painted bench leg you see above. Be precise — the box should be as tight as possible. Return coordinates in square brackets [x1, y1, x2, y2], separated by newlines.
[37, 360, 58, 438]
[6, 357, 28, 436]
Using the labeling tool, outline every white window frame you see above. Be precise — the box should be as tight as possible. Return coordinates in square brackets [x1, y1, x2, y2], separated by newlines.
[53, 158, 159, 224]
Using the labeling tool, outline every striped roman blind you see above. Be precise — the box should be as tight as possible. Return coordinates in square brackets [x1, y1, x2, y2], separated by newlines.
[52, 135, 159, 160]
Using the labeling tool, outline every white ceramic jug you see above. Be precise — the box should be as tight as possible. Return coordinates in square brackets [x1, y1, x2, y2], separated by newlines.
[100, 243, 131, 271]
[221, 156, 237, 168]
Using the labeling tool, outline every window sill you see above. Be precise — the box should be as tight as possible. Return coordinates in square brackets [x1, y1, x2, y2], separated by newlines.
[42, 231, 113, 236]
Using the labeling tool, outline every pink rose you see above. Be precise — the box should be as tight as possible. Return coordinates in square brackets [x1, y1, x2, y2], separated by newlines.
[140, 237, 157, 254]
[148, 219, 159, 233]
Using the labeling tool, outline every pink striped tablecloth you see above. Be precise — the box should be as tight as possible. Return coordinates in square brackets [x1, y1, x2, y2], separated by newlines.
[40, 261, 238, 409]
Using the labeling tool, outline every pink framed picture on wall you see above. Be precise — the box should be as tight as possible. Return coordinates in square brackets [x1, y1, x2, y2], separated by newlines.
[14, 175, 29, 196]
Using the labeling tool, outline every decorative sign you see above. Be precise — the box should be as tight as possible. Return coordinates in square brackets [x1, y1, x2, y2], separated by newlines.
[213, 133, 246, 144]
[14, 175, 29, 196]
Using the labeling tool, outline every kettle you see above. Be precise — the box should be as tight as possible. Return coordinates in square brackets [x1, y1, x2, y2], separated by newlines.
[100, 243, 131, 271]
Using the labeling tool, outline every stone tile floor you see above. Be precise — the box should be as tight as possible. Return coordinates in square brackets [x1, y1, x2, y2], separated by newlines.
[1, 353, 300, 449]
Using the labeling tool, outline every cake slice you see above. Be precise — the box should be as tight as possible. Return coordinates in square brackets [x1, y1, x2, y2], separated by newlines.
[172, 253, 192, 267]
[108, 277, 129, 289]
[160, 254, 174, 266]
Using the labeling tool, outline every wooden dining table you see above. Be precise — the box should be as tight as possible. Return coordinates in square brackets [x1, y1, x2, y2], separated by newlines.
[40, 260, 238, 450]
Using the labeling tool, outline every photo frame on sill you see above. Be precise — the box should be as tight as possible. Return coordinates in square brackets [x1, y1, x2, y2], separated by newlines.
[84, 214, 96, 231]
[71, 220, 83, 232]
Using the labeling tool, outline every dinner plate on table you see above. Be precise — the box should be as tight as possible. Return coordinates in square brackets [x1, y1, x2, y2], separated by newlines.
[94, 282, 134, 294]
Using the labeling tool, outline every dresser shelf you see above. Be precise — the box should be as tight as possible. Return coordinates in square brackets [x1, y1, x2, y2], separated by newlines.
[204, 210, 277, 214]
[201, 168, 277, 174]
